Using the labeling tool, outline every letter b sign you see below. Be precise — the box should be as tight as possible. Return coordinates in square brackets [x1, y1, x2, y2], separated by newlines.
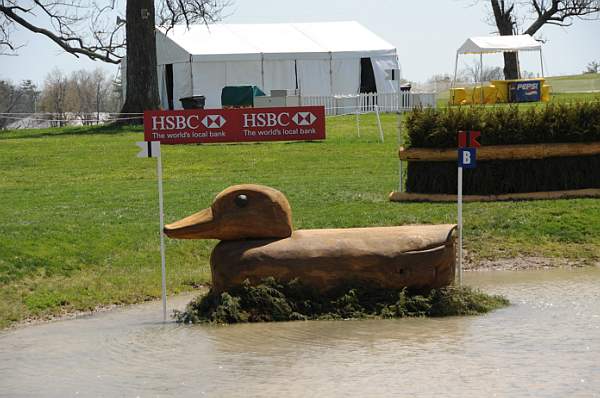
[458, 148, 476, 169]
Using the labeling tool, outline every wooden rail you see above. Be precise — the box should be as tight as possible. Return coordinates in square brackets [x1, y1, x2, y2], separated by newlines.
[398, 142, 600, 161]
[389, 189, 600, 203]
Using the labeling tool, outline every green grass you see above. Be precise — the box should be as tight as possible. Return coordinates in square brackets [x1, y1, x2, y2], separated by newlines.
[1, 114, 599, 328]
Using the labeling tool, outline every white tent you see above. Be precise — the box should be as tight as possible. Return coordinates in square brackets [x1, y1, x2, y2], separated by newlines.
[457, 35, 542, 54]
[452, 34, 544, 86]
[147, 21, 399, 109]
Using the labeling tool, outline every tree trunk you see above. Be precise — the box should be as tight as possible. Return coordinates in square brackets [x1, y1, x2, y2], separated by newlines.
[502, 52, 519, 79]
[119, 0, 159, 122]
[490, 0, 520, 80]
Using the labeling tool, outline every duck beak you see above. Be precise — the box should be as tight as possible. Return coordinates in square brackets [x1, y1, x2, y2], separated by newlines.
[163, 207, 216, 239]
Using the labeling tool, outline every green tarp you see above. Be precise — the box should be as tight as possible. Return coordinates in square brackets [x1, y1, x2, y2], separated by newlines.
[221, 86, 266, 107]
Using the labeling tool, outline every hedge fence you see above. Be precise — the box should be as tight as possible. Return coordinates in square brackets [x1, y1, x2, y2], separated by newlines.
[403, 102, 600, 195]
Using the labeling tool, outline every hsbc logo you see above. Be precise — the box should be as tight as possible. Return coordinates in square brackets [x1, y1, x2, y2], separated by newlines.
[151, 114, 226, 130]
[243, 111, 319, 128]
[202, 115, 226, 129]
[292, 112, 316, 126]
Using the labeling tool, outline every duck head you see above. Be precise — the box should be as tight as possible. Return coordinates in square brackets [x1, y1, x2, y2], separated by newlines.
[163, 184, 293, 240]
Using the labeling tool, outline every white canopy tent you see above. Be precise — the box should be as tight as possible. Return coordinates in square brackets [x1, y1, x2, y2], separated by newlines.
[142, 21, 399, 109]
[452, 34, 544, 88]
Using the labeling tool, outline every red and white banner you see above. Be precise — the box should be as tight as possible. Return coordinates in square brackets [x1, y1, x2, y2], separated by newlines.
[144, 106, 326, 144]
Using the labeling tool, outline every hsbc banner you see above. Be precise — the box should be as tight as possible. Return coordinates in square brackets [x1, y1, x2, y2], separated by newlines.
[144, 106, 326, 144]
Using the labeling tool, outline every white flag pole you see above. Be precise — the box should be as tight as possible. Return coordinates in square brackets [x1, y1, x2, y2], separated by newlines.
[355, 106, 361, 137]
[156, 149, 167, 322]
[457, 165, 463, 286]
[375, 104, 384, 143]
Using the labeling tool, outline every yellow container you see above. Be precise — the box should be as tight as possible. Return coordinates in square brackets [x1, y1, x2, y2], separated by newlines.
[541, 85, 551, 102]
[449, 88, 467, 105]
[470, 85, 498, 104]
[491, 80, 509, 103]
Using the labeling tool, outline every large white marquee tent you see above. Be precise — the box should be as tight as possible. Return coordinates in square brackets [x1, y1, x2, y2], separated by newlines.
[129, 21, 400, 109]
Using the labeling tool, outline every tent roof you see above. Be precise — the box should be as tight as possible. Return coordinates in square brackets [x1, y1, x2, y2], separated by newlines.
[457, 35, 541, 54]
[158, 21, 397, 61]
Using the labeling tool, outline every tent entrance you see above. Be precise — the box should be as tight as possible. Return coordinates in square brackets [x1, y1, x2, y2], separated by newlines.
[165, 64, 174, 110]
[360, 58, 377, 94]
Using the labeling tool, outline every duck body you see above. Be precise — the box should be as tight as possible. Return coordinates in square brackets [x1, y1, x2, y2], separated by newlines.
[211, 226, 456, 293]
[164, 184, 457, 293]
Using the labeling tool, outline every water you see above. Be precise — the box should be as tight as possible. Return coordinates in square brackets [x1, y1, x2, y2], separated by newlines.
[1, 268, 599, 397]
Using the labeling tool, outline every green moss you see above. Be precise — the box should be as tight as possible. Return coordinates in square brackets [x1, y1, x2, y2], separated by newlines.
[174, 278, 509, 324]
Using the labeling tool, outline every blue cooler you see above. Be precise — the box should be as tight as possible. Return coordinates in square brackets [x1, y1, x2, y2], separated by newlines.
[508, 80, 542, 103]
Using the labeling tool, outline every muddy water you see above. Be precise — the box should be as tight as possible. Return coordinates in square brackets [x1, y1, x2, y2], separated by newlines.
[1, 268, 599, 398]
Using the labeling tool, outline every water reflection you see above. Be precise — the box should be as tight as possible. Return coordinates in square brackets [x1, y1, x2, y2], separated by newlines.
[1, 268, 599, 397]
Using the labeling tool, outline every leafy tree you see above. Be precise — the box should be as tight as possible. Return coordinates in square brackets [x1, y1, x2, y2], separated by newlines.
[0, 78, 40, 128]
[0, 1, 228, 120]
[487, 0, 600, 79]
[584, 60, 600, 73]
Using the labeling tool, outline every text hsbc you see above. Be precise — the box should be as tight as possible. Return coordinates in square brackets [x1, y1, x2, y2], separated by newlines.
[152, 115, 202, 130]
[243, 113, 290, 128]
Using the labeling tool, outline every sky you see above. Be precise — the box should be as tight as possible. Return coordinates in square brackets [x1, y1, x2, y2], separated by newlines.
[1, 0, 599, 87]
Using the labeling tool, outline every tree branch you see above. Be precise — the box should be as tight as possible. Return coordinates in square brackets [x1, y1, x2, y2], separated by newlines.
[0, 0, 123, 63]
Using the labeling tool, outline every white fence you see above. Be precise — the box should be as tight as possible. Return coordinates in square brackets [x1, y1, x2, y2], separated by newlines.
[301, 92, 437, 116]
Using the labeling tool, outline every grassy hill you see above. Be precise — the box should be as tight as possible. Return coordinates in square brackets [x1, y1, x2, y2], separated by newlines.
[1, 113, 599, 328]
[545, 73, 600, 92]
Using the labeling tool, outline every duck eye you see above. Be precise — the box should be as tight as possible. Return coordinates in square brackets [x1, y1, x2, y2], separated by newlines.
[234, 194, 249, 208]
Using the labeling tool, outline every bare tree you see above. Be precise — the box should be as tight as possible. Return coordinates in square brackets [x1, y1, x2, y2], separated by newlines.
[487, 0, 600, 79]
[462, 61, 505, 83]
[65, 68, 111, 124]
[0, 1, 228, 120]
[40, 68, 69, 126]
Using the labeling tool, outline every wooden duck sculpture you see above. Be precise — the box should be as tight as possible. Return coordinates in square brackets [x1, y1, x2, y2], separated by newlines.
[164, 184, 457, 293]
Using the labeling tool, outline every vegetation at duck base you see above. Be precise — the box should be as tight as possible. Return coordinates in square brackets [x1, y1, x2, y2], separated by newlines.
[174, 278, 510, 324]
[1, 92, 599, 328]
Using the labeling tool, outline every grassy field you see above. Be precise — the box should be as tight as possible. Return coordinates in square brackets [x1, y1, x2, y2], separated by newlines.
[1, 112, 599, 328]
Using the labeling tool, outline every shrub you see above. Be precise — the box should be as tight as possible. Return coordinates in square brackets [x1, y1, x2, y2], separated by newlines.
[405, 102, 600, 148]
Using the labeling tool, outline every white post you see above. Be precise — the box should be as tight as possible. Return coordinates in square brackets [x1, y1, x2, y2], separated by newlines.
[457, 165, 463, 286]
[375, 104, 384, 143]
[355, 107, 361, 137]
[539, 48, 545, 77]
[157, 153, 167, 322]
[398, 112, 404, 192]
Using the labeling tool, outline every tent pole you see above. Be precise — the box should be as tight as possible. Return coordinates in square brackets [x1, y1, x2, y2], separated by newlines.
[539, 48, 545, 77]
[480, 53, 484, 104]
[189, 56, 194, 97]
[329, 52, 333, 95]
[261, 53, 265, 89]
[451, 52, 459, 105]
